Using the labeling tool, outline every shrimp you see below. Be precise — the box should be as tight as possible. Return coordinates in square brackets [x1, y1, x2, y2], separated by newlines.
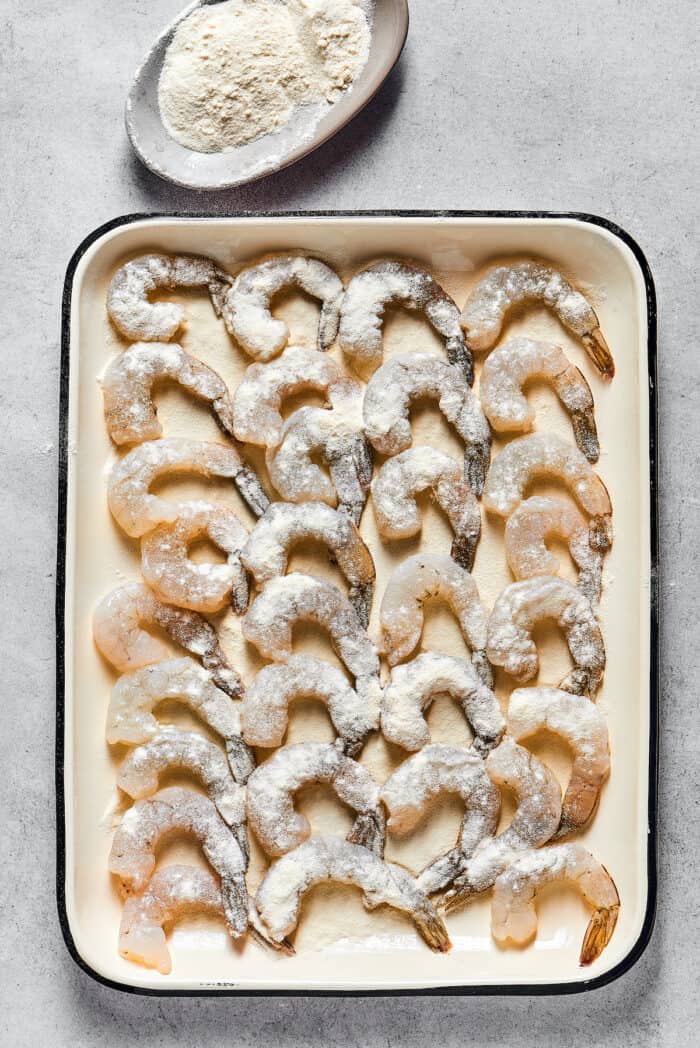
[378, 554, 492, 686]
[508, 687, 611, 839]
[482, 433, 613, 553]
[486, 576, 605, 696]
[221, 256, 344, 359]
[363, 354, 491, 495]
[246, 742, 385, 857]
[241, 502, 375, 628]
[380, 745, 501, 896]
[490, 844, 620, 965]
[108, 787, 249, 937]
[108, 438, 268, 538]
[107, 254, 232, 342]
[460, 260, 614, 378]
[371, 447, 481, 571]
[241, 655, 377, 758]
[505, 496, 603, 606]
[106, 657, 254, 784]
[102, 343, 236, 446]
[440, 738, 562, 912]
[232, 345, 345, 447]
[140, 500, 249, 614]
[93, 583, 243, 700]
[339, 260, 474, 383]
[479, 337, 599, 462]
[255, 836, 451, 952]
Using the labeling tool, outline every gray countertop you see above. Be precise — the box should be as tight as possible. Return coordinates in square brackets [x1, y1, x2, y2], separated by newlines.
[3, 1, 698, 1044]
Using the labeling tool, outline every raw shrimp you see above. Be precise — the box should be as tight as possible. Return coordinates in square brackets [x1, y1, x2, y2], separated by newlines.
[108, 787, 249, 936]
[93, 583, 243, 699]
[246, 742, 385, 857]
[490, 844, 620, 965]
[380, 744, 501, 895]
[339, 260, 474, 383]
[482, 433, 612, 553]
[504, 496, 603, 606]
[108, 438, 268, 537]
[371, 446, 482, 571]
[106, 657, 254, 784]
[486, 575, 606, 695]
[232, 345, 345, 447]
[363, 354, 491, 494]
[241, 501, 375, 627]
[378, 554, 491, 686]
[255, 836, 451, 952]
[221, 256, 344, 359]
[102, 343, 236, 446]
[479, 337, 599, 462]
[380, 652, 504, 755]
[460, 260, 614, 377]
[508, 687, 611, 839]
[107, 254, 232, 342]
[440, 738, 562, 911]
[241, 654, 377, 758]
[140, 500, 249, 614]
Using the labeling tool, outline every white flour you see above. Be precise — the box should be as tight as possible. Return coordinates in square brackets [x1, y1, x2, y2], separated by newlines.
[158, 0, 371, 154]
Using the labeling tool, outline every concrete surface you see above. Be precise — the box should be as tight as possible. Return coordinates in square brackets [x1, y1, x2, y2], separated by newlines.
[2, 0, 699, 1044]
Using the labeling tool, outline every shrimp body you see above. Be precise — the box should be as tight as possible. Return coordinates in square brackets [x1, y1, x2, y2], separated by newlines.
[241, 655, 377, 757]
[380, 744, 501, 895]
[246, 742, 384, 857]
[256, 836, 451, 952]
[107, 254, 232, 342]
[479, 338, 599, 462]
[371, 446, 481, 571]
[460, 261, 614, 377]
[508, 687, 610, 839]
[339, 260, 473, 382]
[380, 652, 504, 755]
[487, 575, 605, 695]
[222, 256, 344, 359]
[491, 844, 620, 965]
[108, 437, 269, 538]
[102, 343, 236, 446]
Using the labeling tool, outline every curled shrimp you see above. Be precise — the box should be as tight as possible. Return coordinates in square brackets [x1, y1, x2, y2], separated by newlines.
[102, 343, 236, 446]
[505, 496, 603, 606]
[339, 260, 474, 382]
[107, 254, 232, 342]
[380, 652, 504, 756]
[232, 345, 345, 447]
[256, 836, 451, 953]
[508, 687, 611, 839]
[108, 786, 249, 937]
[380, 744, 501, 896]
[460, 260, 614, 377]
[487, 575, 605, 696]
[246, 742, 385, 857]
[371, 446, 481, 571]
[378, 554, 492, 685]
[440, 738, 562, 912]
[241, 501, 375, 628]
[482, 433, 612, 552]
[106, 657, 254, 784]
[241, 654, 378, 758]
[222, 256, 344, 359]
[108, 438, 269, 538]
[140, 500, 249, 614]
[491, 844, 620, 965]
[363, 354, 491, 494]
[479, 337, 599, 462]
[93, 583, 243, 699]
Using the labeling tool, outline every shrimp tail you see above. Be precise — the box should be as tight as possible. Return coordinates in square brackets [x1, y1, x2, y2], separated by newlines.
[248, 903, 296, 955]
[221, 874, 250, 938]
[582, 328, 615, 379]
[413, 908, 453, 953]
[471, 649, 494, 690]
[416, 847, 465, 897]
[571, 406, 600, 464]
[208, 661, 244, 700]
[225, 736, 256, 785]
[349, 581, 374, 631]
[446, 333, 474, 387]
[233, 460, 270, 519]
[450, 529, 479, 573]
[579, 904, 619, 965]
[464, 440, 490, 497]
[347, 809, 386, 858]
[589, 513, 613, 553]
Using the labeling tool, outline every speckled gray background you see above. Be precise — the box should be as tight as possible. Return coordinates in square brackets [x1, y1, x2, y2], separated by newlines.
[2, 0, 698, 1044]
